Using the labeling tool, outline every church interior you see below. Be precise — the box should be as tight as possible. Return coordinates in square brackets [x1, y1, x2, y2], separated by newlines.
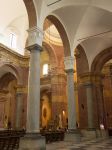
[0, 0, 112, 149]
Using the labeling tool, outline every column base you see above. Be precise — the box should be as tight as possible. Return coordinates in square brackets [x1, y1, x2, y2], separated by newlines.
[64, 129, 81, 142]
[100, 129, 109, 138]
[81, 128, 97, 141]
[81, 128, 109, 141]
[19, 132, 46, 150]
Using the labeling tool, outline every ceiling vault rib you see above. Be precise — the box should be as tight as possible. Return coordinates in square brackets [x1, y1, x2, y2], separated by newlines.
[77, 29, 112, 41]
[47, 0, 62, 7]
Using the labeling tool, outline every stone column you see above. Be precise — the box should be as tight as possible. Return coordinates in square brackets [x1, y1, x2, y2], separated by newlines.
[85, 83, 94, 129]
[64, 56, 76, 130]
[66, 69, 76, 130]
[15, 85, 24, 129]
[64, 56, 80, 142]
[78, 73, 97, 140]
[27, 45, 41, 133]
[19, 27, 46, 150]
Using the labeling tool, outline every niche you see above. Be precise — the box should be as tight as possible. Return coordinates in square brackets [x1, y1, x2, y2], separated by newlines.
[81, 104, 84, 110]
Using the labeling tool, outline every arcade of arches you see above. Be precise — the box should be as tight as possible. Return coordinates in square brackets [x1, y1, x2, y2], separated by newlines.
[0, 0, 112, 149]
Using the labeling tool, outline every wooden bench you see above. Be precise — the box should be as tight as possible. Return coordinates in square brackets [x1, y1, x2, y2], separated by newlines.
[0, 129, 26, 150]
[41, 130, 65, 143]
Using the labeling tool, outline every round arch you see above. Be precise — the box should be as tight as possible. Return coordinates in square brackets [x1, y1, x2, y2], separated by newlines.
[0, 72, 17, 89]
[44, 15, 71, 57]
[75, 44, 89, 75]
[91, 47, 112, 73]
[23, 0, 37, 28]
[42, 42, 58, 67]
[0, 63, 21, 84]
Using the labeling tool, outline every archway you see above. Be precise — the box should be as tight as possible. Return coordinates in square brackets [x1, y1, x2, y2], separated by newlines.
[0, 72, 17, 129]
[91, 48, 112, 73]
[74, 44, 89, 128]
[75, 44, 89, 75]
[23, 0, 37, 28]
[44, 15, 71, 57]
[0, 63, 23, 129]
[41, 42, 58, 77]
[91, 47, 112, 129]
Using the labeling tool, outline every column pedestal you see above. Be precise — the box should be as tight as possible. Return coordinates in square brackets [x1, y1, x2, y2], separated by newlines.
[19, 133, 46, 150]
[15, 86, 23, 129]
[81, 128, 97, 141]
[64, 129, 81, 142]
[100, 129, 108, 138]
[80, 128, 108, 141]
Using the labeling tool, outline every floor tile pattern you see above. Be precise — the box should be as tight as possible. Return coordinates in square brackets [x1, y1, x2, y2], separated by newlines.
[46, 138, 112, 150]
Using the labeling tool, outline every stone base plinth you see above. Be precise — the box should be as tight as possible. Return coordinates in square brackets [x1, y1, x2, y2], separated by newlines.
[100, 129, 108, 138]
[64, 129, 81, 142]
[81, 128, 97, 141]
[19, 133, 46, 150]
[81, 129, 109, 141]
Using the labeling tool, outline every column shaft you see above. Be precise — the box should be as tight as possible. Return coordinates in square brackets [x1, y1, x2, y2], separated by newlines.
[16, 93, 23, 128]
[86, 83, 94, 128]
[66, 70, 76, 130]
[27, 47, 41, 133]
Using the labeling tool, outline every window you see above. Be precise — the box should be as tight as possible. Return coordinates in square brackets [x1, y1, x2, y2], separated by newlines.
[43, 64, 48, 75]
[9, 33, 17, 49]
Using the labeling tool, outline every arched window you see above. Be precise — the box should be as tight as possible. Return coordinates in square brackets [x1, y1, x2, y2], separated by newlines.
[43, 64, 48, 75]
[9, 33, 17, 49]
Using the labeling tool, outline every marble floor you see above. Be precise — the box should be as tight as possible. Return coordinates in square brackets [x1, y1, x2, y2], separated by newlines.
[46, 138, 112, 150]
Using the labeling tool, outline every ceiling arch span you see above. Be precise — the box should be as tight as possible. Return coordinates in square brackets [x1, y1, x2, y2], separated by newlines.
[45, 15, 71, 57]
[23, 0, 37, 28]
[75, 44, 89, 75]
[79, 36, 112, 70]
[91, 47, 112, 73]
[42, 0, 112, 15]
[42, 42, 58, 66]
[41, 4, 112, 57]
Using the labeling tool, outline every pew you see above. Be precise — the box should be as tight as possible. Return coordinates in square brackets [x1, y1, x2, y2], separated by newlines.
[40, 130, 65, 143]
[0, 129, 25, 150]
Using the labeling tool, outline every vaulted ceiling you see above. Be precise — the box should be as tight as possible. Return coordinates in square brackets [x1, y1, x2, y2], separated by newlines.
[0, 0, 112, 68]
[0, 0, 27, 33]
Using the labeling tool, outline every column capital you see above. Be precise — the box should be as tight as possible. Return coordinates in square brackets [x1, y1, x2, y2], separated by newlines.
[78, 72, 103, 86]
[27, 26, 44, 50]
[26, 44, 42, 52]
[16, 85, 27, 94]
[64, 56, 75, 72]
[84, 82, 93, 88]
[65, 69, 75, 73]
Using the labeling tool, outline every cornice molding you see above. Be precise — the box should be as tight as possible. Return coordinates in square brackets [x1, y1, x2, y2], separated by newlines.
[0, 44, 29, 67]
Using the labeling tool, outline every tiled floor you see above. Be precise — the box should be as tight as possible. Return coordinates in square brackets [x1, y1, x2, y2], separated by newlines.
[46, 138, 112, 150]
